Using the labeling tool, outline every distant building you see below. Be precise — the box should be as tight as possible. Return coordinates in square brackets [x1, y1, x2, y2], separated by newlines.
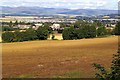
[17, 24, 31, 29]
[94, 18, 118, 27]
[50, 24, 60, 30]
[32, 23, 43, 30]
[102, 16, 110, 19]
[34, 23, 43, 27]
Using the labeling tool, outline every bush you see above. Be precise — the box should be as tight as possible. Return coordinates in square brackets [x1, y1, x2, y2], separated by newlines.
[93, 46, 120, 80]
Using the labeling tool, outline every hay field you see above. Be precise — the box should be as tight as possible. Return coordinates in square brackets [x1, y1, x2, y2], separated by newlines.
[48, 34, 63, 40]
[2, 36, 118, 78]
[0, 36, 1, 42]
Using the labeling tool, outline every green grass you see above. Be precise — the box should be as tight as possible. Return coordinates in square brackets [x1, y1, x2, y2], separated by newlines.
[52, 71, 81, 78]
[7, 75, 34, 80]
[17, 74, 34, 78]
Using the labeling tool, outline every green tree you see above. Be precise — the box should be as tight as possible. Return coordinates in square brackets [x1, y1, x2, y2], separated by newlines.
[74, 21, 81, 28]
[14, 20, 18, 25]
[2, 26, 14, 31]
[36, 27, 49, 40]
[44, 23, 52, 34]
[77, 27, 84, 39]
[60, 23, 66, 28]
[14, 31, 24, 42]
[83, 25, 96, 38]
[14, 29, 38, 42]
[97, 27, 107, 37]
[24, 28, 38, 41]
[96, 21, 104, 27]
[9, 21, 13, 27]
[62, 26, 78, 40]
[62, 28, 71, 40]
[114, 22, 120, 35]
[62, 24, 97, 40]
[2, 32, 15, 42]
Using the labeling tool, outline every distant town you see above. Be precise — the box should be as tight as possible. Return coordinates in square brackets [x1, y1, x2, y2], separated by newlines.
[1, 14, 119, 29]
[0, 13, 119, 42]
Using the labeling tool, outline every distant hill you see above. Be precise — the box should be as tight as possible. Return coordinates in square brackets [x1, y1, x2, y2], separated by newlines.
[59, 9, 118, 16]
[1, 6, 70, 16]
[1, 6, 118, 16]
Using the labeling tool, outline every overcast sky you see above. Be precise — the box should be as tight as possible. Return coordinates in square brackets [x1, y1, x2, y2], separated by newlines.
[0, 0, 119, 10]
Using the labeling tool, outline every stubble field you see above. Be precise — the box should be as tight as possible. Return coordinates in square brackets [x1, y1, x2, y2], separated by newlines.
[2, 36, 118, 78]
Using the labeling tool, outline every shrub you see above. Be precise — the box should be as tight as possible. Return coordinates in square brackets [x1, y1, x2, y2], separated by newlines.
[93, 46, 120, 80]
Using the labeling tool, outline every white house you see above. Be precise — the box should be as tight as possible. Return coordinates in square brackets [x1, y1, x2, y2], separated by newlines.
[18, 25, 31, 29]
[50, 24, 60, 30]
[33, 23, 43, 30]
[34, 23, 43, 27]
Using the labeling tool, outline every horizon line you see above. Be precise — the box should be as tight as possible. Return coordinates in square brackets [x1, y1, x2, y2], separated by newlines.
[1, 6, 118, 10]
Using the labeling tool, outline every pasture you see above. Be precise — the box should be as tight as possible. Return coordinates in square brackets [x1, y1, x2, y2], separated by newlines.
[2, 36, 118, 78]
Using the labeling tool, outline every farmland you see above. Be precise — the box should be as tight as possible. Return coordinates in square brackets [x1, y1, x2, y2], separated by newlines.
[2, 36, 118, 78]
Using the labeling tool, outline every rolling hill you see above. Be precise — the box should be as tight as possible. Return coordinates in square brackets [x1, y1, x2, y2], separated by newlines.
[1, 6, 118, 16]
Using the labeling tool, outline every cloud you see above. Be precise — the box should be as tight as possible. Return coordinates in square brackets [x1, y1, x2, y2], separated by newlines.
[0, 0, 118, 10]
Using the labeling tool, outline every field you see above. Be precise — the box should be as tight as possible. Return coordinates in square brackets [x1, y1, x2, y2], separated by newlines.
[2, 36, 118, 78]
[0, 35, 1, 42]
[48, 34, 63, 40]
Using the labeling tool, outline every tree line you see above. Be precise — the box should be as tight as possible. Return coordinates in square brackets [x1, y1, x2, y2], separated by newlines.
[62, 21, 119, 40]
[2, 21, 120, 42]
[2, 25, 52, 42]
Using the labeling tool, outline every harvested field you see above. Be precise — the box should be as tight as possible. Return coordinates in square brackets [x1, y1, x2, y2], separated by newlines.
[48, 34, 63, 40]
[2, 36, 118, 78]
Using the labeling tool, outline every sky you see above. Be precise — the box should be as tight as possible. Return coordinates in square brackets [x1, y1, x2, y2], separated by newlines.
[0, 0, 119, 10]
